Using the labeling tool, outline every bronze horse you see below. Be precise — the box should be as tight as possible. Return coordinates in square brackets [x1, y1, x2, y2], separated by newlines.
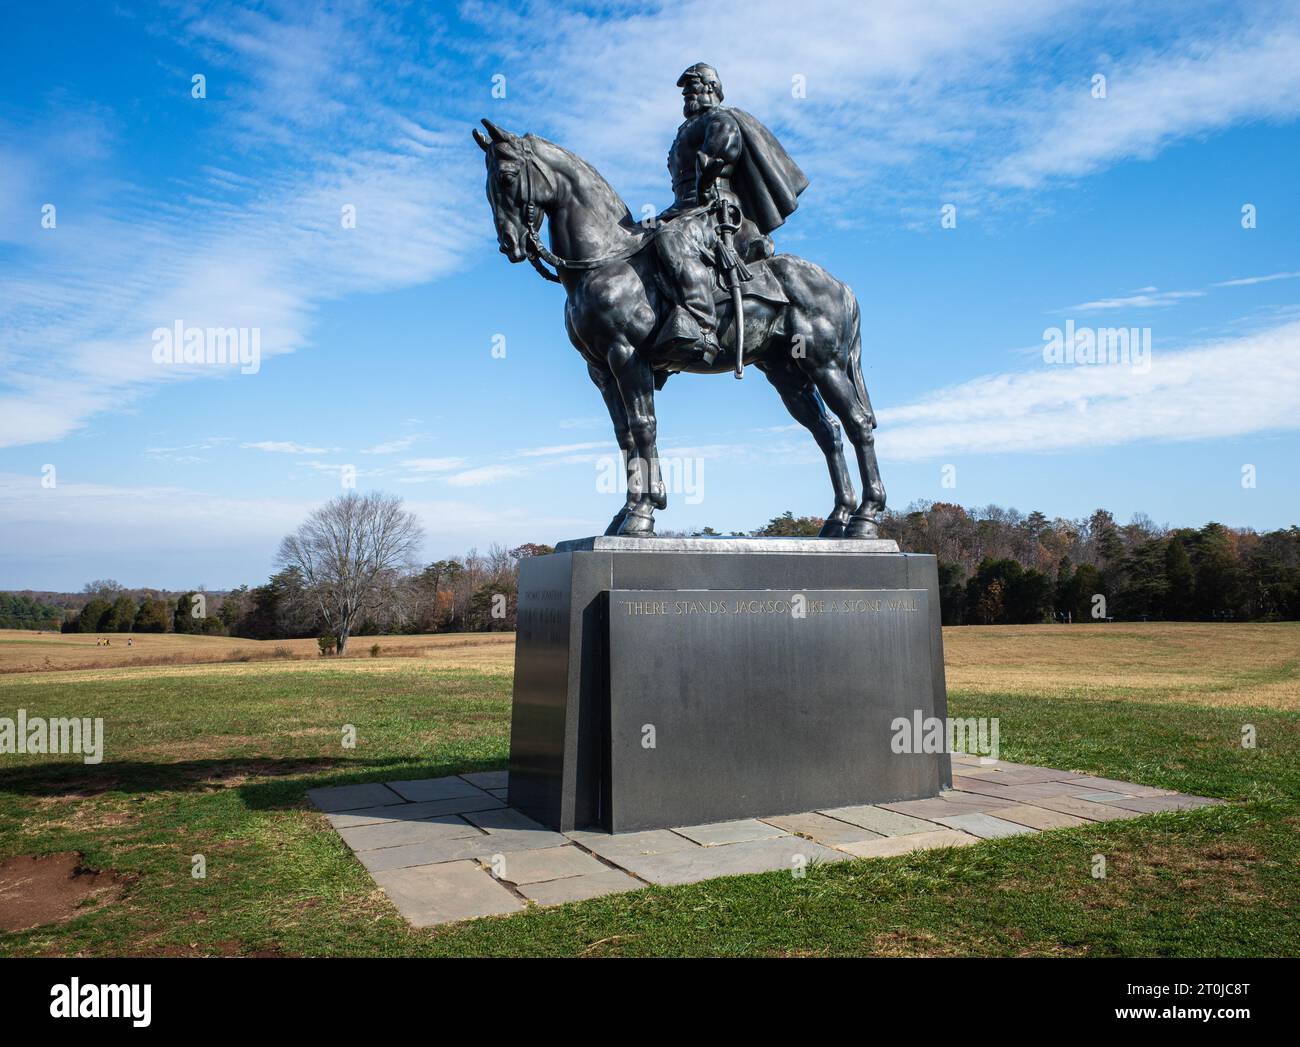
[474, 118, 885, 538]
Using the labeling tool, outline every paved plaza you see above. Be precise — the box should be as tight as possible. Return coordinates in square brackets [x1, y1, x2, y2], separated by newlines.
[309, 758, 1222, 927]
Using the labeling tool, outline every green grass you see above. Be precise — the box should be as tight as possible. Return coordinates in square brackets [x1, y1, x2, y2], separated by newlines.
[0, 663, 1297, 957]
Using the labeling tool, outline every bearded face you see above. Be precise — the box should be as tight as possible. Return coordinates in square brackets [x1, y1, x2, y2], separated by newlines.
[681, 77, 719, 117]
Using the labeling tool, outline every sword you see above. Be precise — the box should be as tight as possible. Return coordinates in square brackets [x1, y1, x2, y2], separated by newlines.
[713, 194, 747, 379]
[728, 269, 744, 379]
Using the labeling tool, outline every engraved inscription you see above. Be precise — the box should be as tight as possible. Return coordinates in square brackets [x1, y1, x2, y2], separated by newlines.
[617, 594, 919, 616]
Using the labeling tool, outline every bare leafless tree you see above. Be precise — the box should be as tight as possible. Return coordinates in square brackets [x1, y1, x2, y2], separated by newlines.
[276, 492, 424, 655]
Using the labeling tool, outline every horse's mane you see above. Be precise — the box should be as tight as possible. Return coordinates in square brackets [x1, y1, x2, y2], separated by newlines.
[526, 134, 633, 223]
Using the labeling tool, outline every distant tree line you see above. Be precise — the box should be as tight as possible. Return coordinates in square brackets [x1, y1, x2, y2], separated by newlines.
[757, 504, 1300, 624]
[12, 501, 1296, 640]
[40, 542, 550, 641]
[57, 580, 218, 634]
[217, 542, 552, 642]
[0, 592, 64, 630]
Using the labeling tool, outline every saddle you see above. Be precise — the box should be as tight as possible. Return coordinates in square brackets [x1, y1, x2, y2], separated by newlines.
[648, 252, 788, 387]
[650, 244, 788, 355]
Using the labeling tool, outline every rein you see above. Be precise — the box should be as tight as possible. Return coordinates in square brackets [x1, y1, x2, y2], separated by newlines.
[518, 139, 650, 284]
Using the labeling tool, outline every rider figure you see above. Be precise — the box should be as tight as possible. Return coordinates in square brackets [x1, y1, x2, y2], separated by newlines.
[654, 63, 810, 363]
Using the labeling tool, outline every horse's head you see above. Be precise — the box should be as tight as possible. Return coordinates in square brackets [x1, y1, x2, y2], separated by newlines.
[473, 118, 543, 264]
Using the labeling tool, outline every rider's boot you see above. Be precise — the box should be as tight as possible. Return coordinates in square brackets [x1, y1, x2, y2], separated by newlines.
[677, 267, 722, 366]
[698, 328, 721, 366]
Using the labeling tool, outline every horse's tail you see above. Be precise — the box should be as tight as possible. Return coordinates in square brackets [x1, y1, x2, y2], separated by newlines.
[844, 293, 877, 429]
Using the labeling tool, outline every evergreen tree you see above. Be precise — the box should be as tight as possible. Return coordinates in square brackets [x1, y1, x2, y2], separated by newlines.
[1163, 539, 1194, 620]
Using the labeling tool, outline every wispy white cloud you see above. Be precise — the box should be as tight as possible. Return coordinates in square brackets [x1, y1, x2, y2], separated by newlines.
[1065, 288, 1206, 311]
[878, 319, 1300, 461]
[362, 434, 425, 454]
[463, 0, 1300, 221]
[242, 440, 339, 454]
[5, 0, 1300, 456]
[400, 457, 467, 473]
[443, 464, 527, 487]
[1214, 271, 1300, 288]
[991, 21, 1300, 189]
[513, 441, 611, 458]
[0, 3, 483, 450]
[1065, 271, 1300, 312]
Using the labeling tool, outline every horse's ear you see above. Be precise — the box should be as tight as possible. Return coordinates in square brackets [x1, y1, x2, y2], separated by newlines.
[481, 118, 512, 143]
[472, 127, 491, 152]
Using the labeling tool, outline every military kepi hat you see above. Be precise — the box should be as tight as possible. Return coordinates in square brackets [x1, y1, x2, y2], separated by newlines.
[677, 62, 724, 100]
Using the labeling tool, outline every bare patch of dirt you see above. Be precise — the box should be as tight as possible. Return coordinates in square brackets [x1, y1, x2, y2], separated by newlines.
[0, 852, 131, 932]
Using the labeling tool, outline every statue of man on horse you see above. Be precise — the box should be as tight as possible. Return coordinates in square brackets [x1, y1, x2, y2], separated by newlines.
[473, 64, 887, 540]
[654, 63, 809, 368]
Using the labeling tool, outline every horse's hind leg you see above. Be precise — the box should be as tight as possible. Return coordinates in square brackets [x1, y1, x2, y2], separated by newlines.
[807, 359, 886, 539]
[758, 362, 855, 537]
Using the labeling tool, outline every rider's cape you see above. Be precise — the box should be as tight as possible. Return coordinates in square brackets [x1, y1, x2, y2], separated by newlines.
[725, 107, 809, 235]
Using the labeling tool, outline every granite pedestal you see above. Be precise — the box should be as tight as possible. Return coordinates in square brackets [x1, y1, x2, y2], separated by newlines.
[507, 536, 952, 832]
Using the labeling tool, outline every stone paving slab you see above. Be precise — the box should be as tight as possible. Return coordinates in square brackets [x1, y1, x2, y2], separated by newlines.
[948, 762, 1001, 775]
[387, 776, 492, 803]
[567, 828, 700, 862]
[988, 804, 1092, 830]
[1107, 794, 1223, 813]
[308, 783, 405, 813]
[880, 792, 1015, 819]
[1067, 775, 1173, 797]
[674, 818, 788, 847]
[761, 811, 884, 846]
[837, 828, 980, 858]
[933, 812, 1039, 839]
[1027, 794, 1146, 821]
[979, 768, 1087, 786]
[616, 835, 848, 886]
[518, 868, 644, 906]
[950, 779, 1078, 801]
[941, 790, 1023, 810]
[488, 845, 608, 885]
[356, 838, 489, 873]
[819, 804, 938, 836]
[372, 861, 525, 926]
[466, 826, 570, 853]
[338, 814, 482, 852]
[464, 806, 550, 833]
[461, 770, 509, 790]
[311, 764, 1224, 927]
[325, 794, 504, 829]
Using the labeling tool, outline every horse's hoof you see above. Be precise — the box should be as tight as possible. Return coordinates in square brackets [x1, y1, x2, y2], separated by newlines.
[819, 519, 847, 538]
[845, 515, 880, 539]
[604, 506, 631, 536]
[616, 508, 655, 536]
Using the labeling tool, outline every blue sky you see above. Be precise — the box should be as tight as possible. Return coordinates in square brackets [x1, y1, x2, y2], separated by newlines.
[2, 0, 1298, 590]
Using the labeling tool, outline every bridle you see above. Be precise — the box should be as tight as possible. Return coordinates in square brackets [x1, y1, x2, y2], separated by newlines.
[512, 137, 650, 284]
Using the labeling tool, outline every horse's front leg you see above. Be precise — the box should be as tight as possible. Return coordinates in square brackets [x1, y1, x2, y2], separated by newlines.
[586, 361, 640, 535]
[607, 340, 664, 535]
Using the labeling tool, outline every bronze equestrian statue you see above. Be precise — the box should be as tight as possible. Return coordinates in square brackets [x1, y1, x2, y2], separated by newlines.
[474, 62, 886, 539]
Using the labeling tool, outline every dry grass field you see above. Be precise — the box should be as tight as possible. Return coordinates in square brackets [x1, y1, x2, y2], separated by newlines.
[0, 629, 516, 676]
[4, 622, 1295, 710]
[942, 622, 1300, 709]
[1, 619, 1296, 956]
